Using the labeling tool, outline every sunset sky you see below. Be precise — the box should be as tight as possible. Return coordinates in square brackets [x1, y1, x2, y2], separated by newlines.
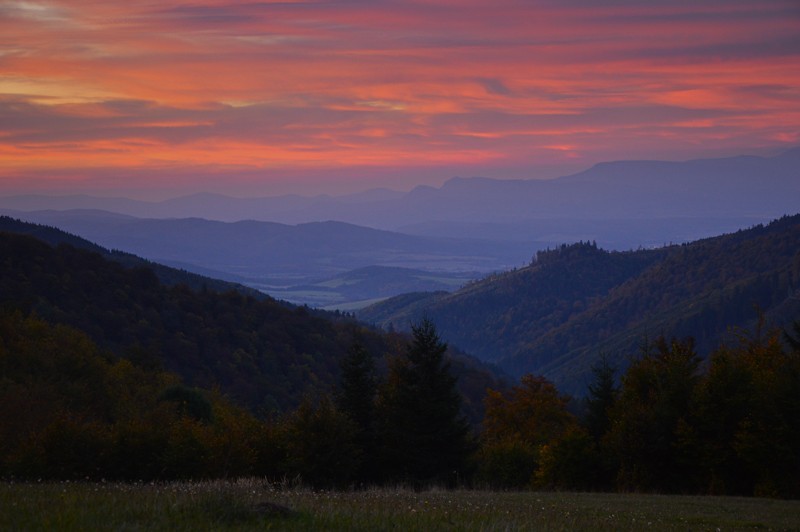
[1, 0, 799, 198]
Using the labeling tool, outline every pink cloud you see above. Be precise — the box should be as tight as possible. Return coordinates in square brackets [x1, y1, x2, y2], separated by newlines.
[0, 0, 798, 195]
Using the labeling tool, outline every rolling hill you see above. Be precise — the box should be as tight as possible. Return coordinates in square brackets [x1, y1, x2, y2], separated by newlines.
[358, 215, 800, 395]
[2, 210, 528, 306]
[0, 220, 505, 418]
[0, 216, 264, 299]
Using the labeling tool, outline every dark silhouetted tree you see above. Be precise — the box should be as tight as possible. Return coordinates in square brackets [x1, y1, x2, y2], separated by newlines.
[338, 338, 377, 434]
[696, 328, 800, 497]
[158, 385, 213, 423]
[584, 354, 618, 443]
[283, 395, 361, 488]
[377, 319, 471, 486]
[580, 355, 619, 490]
[336, 337, 378, 482]
[607, 336, 701, 492]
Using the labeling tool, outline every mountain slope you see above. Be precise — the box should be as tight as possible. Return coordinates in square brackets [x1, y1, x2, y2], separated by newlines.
[511, 216, 800, 390]
[3, 210, 528, 303]
[359, 242, 666, 360]
[0, 226, 505, 418]
[0, 215, 264, 298]
[359, 215, 800, 395]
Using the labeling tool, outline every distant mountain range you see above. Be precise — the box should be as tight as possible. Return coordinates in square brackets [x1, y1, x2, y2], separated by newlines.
[357, 214, 800, 396]
[1, 210, 530, 307]
[2, 148, 798, 249]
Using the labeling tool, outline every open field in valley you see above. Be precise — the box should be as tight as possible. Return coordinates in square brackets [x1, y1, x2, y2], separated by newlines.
[2, 480, 799, 531]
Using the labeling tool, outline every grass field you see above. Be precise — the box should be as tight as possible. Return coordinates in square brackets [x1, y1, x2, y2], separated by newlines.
[2, 480, 799, 531]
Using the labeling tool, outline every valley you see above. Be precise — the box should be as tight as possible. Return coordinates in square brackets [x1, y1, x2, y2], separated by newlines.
[3, 0, 800, 512]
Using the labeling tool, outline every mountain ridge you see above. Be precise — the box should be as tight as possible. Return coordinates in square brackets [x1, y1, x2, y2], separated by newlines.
[0, 223, 506, 418]
[2, 209, 529, 307]
[0, 215, 266, 299]
[3, 148, 797, 249]
[358, 215, 800, 395]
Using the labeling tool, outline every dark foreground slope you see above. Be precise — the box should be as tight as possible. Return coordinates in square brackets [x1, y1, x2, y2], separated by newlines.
[359, 215, 800, 395]
[0, 226, 503, 416]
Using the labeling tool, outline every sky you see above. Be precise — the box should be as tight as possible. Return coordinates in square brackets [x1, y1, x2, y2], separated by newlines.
[1, 0, 799, 199]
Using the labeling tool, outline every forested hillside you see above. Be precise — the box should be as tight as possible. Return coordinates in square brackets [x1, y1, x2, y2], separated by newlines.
[359, 215, 800, 394]
[0, 311, 262, 480]
[0, 225, 503, 416]
[0, 216, 264, 299]
[0, 312, 478, 485]
[2, 219, 798, 496]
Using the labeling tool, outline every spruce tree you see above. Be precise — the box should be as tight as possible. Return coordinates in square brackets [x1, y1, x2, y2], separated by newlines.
[338, 338, 377, 433]
[377, 318, 471, 486]
[337, 338, 378, 483]
[583, 355, 619, 490]
[584, 355, 618, 442]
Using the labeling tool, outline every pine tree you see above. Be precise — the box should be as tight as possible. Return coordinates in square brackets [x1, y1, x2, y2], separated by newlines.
[377, 319, 472, 486]
[584, 355, 617, 442]
[582, 355, 619, 490]
[337, 337, 378, 483]
[338, 338, 377, 433]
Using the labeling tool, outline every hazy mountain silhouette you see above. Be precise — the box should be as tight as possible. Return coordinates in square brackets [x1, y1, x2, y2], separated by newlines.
[3, 210, 532, 306]
[2, 149, 797, 249]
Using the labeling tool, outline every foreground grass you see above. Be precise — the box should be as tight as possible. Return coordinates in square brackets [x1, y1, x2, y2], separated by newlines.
[2, 480, 799, 531]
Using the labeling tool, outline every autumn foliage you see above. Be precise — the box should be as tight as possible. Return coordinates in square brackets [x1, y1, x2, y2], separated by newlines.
[1, 308, 799, 496]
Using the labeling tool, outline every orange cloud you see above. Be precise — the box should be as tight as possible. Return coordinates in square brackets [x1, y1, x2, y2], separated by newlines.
[1, 0, 799, 196]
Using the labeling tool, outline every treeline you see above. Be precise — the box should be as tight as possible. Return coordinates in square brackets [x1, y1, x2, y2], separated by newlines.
[0, 311, 261, 480]
[2, 308, 798, 497]
[0, 313, 471, 487]
[479, 327, 800, 498]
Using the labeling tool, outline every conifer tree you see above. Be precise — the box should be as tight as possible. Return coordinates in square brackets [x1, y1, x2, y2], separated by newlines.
[584, 355, 618, 442]
[337, 337, 378, 483]
[338, 338, 377, 432]
[377, 318, 471, 486]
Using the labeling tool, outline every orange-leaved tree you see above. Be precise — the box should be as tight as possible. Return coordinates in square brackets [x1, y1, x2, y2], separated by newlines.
[477, 374, 579, 488]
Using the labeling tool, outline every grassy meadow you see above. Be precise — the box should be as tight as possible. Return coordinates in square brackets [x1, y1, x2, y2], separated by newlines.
[2, 480, 799, 531]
